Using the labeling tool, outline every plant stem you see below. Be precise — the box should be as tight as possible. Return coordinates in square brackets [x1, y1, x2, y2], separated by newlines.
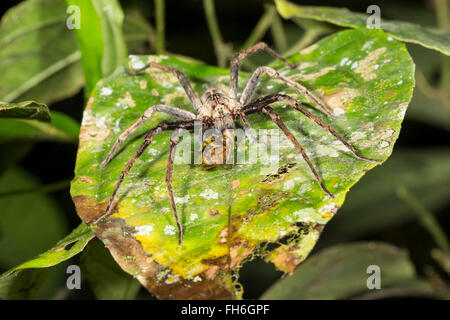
[243, 5, 277, 49]
[155, 0, 165, 54]
[282, 18, 332, 57]
[270, 8, 288, 52]
[382, 171, 449, 252]
[0, 179, 71, 197]
[203, 0, 230, 67]
[436, 0, 450, 89]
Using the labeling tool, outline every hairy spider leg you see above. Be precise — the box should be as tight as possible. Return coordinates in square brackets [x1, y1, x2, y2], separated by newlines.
[246, 94, 378, 162]
[124, 62, 203, 112]
[240, 66, 345, 120]
[229, 42, 296, 101]
[166, 129, 183, 246]
[243, 95, 379, 198]
[261, 106, 334, 198]
[100, 105, 195, 168]
[94, 120, 194, 224]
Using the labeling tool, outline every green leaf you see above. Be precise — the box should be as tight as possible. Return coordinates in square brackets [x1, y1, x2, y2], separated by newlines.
[80, 238, 141, 300]
[0, 168, 68, 269]
[322, 148, 450, 243]
[71, 28, 415, 299]
[261, 242, 433, 299]
[66, 0, 127, 96]
[0, 111, 80, 144]
[0, 101, 51, 122]
[0, 223, 94, 299]
[0, 0, 84, 104]
[0, 143, 33, 178]
[275, 0, 450, 56]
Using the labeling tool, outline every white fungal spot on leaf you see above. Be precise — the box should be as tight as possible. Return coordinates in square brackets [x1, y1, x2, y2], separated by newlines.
[129, 55, 146, 69]
[100, 87, 113, 96]
[199, 189, 218, 200]
[318, 202, 338, 217]
[135, 225, 154, 236]
[175, 195, 190, 204]
[283, 179, 295, 191]
[333, 108, 346, 116]
[164, 225, 177, 235]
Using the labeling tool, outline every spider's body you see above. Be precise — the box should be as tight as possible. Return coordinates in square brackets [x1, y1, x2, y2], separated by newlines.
[97, 42, 377, 246]
[199, 88, 237, 131]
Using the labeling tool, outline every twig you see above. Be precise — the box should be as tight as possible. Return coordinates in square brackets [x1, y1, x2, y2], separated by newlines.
[203, 0, 231, 67]
[415, 69, 450, 110]
[270, 8, 288, 52]
[436, 0, 450, 89]
[243, 4, 277, 49]
[381, 170, 449, 252]
[282, 19, 333, 57]
[155, 0, 165, 54]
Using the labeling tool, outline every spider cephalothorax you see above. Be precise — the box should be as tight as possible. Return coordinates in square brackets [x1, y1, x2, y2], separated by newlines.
[96, 42, 377, 246]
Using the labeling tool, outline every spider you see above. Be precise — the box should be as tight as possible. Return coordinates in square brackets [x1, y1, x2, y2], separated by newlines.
[96, 42, 377, 246]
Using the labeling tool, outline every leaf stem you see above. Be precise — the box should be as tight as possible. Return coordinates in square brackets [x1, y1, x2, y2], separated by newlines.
[155, 0, 165, 54]
[270, 8, 288, 52]
[2, 51, 81, 103]
[202, 0, 230, 67]
[436, 0, 450, 89]
[382, 170, 449, 252]
[243, 4, 277, 49]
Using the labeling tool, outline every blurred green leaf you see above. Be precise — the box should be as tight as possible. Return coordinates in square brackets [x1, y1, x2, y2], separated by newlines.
[0, 0, 84, 104]
[0, 167, 68, 269]
[0, 101, 50, 122]
[0, 268, 49, 300]
[66, 0, 127, 96]
[322, 148, 450, 243]
[80, 238, 141, 300]
[123, 8, 155, 53]
[0, 143, 33, 177]
[0, 223, 94, 299]
[275, 0, 450, 56]
[261, 242, 433, 299]
[0, 111, 80, 144]
[71, 28, 415, 299]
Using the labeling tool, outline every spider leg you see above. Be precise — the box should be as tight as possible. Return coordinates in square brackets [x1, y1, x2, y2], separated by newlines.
[245, 94, 377, 163]
[260, 106, 335, 198]
[236, 110, 257, 144]
[166, 129, 183, 246]
[100, 105, 195, 168]
[124, 62, 203, 112]
[94, 120, 194, 224]
[240, 66, 343, 120]
[236, 110, 251, 131]
[229, 42, 296, 101]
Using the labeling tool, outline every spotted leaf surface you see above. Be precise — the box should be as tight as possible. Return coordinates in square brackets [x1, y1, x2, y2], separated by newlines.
[71, 29, 414, 299]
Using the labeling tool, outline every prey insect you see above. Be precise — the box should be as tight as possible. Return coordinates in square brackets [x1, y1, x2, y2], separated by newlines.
[96, 42, 377, 246]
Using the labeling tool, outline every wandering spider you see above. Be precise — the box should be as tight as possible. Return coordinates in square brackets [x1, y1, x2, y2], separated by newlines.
[96, 42, 377, 246]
